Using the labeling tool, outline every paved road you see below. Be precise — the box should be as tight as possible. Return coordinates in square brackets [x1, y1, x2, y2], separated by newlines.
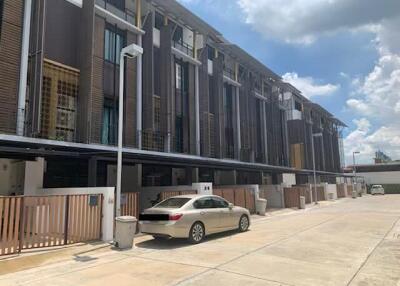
[1, 195, 399, 286]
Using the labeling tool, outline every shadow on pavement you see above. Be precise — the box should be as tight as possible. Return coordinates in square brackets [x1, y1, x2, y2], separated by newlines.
[135, 229, 242, 250]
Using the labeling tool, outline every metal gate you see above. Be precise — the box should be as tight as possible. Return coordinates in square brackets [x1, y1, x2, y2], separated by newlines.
[0, 194, 103, 256]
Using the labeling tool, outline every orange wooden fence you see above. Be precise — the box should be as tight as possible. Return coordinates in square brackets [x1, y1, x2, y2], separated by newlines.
[213, 188, 256, 214]
[337, 184, 346, 198]
[346, 185, 353, 197]
[160, 190, 197, 201]
[120, 192, 140, 218]
[316, 186, 326, 201]
[0, 194, 102, 256]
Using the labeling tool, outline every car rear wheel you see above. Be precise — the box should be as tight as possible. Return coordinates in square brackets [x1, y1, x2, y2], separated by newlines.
[189, 222, 205, 244]
[238, 215, 249, 232]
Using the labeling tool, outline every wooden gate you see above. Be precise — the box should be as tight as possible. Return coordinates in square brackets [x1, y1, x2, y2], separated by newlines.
[316, 186, 326, 201]
[346, 185, 353, 197]
[120, 192, 140, 218]
[284, 187, 301, 208]
[213, 188, 256, 214]
[0, 194, 103, 256]
[337, 184, 346, 198]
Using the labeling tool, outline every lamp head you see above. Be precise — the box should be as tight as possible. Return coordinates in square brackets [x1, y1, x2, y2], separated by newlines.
[122, 44, 143, 59]
[313, 133, 323, 137]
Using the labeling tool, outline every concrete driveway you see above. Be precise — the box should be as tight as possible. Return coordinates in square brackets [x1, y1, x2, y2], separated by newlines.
[1, 195, 399, 286]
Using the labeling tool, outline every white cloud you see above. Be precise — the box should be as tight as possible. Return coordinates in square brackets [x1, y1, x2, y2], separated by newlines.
[282, 72, 339, 98]
[237, 0, 400, 44]
[344, 119, 400, 164]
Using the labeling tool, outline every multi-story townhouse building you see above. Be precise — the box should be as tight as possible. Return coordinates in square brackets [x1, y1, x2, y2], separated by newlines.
[0, 0, 345, 196]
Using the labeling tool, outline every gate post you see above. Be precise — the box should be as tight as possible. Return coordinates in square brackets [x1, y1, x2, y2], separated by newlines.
[18, 197, 25, 254]
[64, 196, 70, 245]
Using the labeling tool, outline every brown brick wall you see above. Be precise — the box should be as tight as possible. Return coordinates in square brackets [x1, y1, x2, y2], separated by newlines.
[0, 0, 23, 134]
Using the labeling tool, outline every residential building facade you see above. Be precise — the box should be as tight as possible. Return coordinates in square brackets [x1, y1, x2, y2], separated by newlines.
[0, 0, 345, 195]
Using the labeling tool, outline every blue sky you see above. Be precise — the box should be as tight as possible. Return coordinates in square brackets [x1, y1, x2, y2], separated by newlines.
[178, 0, 400, 165]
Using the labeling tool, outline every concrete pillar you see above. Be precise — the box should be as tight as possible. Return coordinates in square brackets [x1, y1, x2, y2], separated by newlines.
[88, 157, 98, 187]
[24, 157, 45, 195]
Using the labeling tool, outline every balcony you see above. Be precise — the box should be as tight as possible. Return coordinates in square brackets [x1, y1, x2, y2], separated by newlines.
[172, 40, 194, 58]
[223, 66, 235, 80]
[142, 130, 166, 152]
[95, 0, 143, 34]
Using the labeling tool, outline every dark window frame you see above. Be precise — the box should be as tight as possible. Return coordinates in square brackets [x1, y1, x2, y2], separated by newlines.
[0, 0, 3, 40]
[104, 24, 126, 65]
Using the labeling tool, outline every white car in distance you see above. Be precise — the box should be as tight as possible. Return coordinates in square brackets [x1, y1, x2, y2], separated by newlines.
[370, 185, 385, 195]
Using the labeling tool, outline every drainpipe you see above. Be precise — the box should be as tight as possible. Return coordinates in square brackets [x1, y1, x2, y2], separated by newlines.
[17, 0, 33, 136]
[136, 0, 142, 149]
[136, 35, 143, 149]
[194, 32, 200, 155]
[195, 65, 200, 155]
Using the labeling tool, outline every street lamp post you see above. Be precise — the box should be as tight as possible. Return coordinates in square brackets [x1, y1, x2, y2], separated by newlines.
[352, 151, 360, 195]
[116, 44, 143, 217]
[311, 133, 323, 204]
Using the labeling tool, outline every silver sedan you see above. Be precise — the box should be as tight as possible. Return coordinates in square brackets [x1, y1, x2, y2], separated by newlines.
[139, 195, 251, 244]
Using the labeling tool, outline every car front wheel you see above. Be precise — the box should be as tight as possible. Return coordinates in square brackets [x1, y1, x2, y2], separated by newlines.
[189, 222, 205, 244]
[238, 215, 249, 232]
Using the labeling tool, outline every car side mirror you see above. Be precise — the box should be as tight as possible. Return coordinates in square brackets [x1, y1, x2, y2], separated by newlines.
[228, 203, 234, 209]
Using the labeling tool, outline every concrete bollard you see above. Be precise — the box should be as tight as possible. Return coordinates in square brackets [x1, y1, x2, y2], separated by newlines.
[299, 196, 306, 209]
[352, 191, 357, 199]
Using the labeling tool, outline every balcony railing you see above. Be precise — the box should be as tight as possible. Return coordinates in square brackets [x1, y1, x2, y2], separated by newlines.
[142, 130, 166, 152]
[95, 0, 136, 25]
[223, 66, 236, 80]
[172, 40, 194, 58]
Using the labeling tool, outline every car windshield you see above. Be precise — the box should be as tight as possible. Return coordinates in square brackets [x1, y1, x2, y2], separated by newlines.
[154, 198, 191, 209]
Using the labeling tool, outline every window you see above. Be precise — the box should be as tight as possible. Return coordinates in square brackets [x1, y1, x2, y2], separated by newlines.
[105, 0, 125, 10]
[40, 60, 79, 142]
[193, 198, 213, 209]
[102, 100, 118, 145]
[155, 12, 164, 30]
[295, 101, 302, 111]
[104, 28, 125, 64]
[173, 25, 183, 43]
[207, 45, 214, 61]
[212, 197, 229, 208]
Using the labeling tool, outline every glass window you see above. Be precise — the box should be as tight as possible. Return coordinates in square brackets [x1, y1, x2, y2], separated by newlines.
[155, 12, 164, 30]
[212, 197, 229, 208]
[106, 0, 125, 10]
[104, 28, 125, 64]
[154, 198, 191, 209]
[193, 197, 214, 209]
[102, 100, 117, 145]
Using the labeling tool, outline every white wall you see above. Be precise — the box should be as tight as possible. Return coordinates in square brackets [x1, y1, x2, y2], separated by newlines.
[24, 158, 44, 195]
[282, 173, 296, 187]
[325, 184, 338, 200]
[0, 159, 25, 196]
[358, 171, 400, 185]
